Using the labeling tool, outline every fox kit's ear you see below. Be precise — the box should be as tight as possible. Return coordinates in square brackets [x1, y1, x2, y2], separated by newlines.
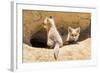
[44, 17, 48, 24]
[76, 27, 80, 33]
[68, 26, 72, 33]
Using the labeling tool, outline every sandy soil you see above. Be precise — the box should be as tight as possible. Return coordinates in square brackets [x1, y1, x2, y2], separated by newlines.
[23, 38, 91, 63]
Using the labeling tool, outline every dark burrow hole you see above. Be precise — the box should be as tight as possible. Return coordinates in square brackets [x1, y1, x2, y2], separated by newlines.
[30, 29, 48, 48]
[30, 26, 91, 48]
[30, 37, 48, 48]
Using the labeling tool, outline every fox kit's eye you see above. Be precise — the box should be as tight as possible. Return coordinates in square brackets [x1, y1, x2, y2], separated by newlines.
[71, 34, 74, 36]
[71, 34, 77, 37]
[74, 34, 77, 37]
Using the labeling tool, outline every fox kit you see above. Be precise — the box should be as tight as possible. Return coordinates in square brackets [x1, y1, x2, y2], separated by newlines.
[64, 26, 80, 44]
[43, 16, 63, 60]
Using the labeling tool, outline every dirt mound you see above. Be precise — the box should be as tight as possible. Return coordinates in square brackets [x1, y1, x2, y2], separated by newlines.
[23, 38, 91, 63]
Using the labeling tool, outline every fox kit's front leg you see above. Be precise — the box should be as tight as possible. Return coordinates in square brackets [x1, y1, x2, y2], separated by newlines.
[54, 43, 60, 60]
[47, 37, 54, 48]
[53, 34, 63, 60]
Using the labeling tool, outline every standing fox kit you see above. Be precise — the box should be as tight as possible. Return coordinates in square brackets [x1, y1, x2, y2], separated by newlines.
[44, 16, 63, 60]
[65, 26, 80, 44]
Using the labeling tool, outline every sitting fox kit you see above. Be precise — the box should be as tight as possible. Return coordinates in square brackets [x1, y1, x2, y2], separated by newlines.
[44, 16, 63, 60]
[65, 26, 80, 44]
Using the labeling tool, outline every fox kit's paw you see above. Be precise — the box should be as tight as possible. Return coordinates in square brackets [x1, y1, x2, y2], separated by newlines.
[54, 49, 59, 60]
[48, 45, 53, 49]
[54, 53, 58, 60]
[63, 41, 69, 45]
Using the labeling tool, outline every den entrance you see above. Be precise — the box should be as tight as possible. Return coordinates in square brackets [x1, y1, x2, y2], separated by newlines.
[30, 29, 48, 48]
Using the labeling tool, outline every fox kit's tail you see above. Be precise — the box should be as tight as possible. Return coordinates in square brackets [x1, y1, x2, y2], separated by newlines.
[54, 43, 60, 60]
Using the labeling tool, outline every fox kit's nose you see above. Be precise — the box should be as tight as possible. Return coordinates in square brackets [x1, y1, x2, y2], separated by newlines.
[49, 16, 53, 18]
